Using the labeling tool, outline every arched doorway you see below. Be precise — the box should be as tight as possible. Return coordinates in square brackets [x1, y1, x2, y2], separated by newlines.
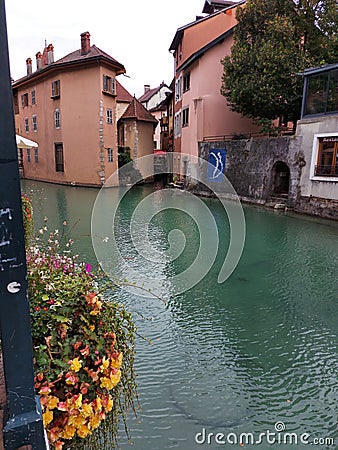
[271, 161, 290, 195]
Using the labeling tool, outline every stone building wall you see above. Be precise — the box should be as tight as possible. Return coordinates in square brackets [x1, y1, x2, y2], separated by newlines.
[195, 134, 337, 220]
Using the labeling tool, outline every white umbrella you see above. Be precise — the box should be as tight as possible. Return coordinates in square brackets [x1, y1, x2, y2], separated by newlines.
[16, 134, 38, 149]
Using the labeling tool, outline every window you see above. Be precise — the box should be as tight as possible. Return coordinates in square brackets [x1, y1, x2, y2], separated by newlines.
[21, 93, 28, 108]
[34, 148, 39, 163]
[183, 72, 190, 92]
[32, 115, 37, 131]
[31, 89, 36, 105]
[304, 69, 338, 116]
[106, 108, 113, 124]
[174, 111, 182, 137]
[51, 80, 60, 98]
[103, 75, 115, 95]
[24, 117, 29, 133]
[314, 136, 338, 177]
[182, 107, 189, 127]
[54, 109, 60, 128]
[55, 143, 64, 172]
[175, 75, 182, 102]
[27, 148, 31, 163]
[107, 148, 113, 162]
[13, 92, 19, 114]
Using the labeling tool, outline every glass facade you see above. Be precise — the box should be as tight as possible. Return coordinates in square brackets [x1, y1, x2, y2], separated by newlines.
[303, 68, 338, 117]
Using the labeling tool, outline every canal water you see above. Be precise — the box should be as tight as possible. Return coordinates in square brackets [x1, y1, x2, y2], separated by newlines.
[22, 180, 337, 450]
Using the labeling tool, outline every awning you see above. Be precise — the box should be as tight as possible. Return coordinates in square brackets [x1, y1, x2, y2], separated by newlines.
[16, 134, 38, 149]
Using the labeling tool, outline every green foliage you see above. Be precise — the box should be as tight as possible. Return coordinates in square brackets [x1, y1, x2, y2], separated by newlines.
[21, 193, 33, 244]
[221, 0, 338, 126]
[118, 147, 132, 168]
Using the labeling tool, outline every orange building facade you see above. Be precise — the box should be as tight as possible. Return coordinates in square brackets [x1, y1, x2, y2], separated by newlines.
[13, 32, 125, 187]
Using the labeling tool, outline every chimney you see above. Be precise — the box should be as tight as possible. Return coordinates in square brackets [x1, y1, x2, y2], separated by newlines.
[144, 84, 150, 94]
[36, 52, 42, 70]
[26, 57, 32, 75]
[80, 31, 91, 55]
[47, 44, 54, 64]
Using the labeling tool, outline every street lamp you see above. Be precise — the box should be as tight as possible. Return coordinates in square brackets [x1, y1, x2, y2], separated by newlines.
[0, 0, 49, 448]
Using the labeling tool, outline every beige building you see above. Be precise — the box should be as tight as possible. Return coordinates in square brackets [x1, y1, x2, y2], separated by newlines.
[13, 32, 125, 187]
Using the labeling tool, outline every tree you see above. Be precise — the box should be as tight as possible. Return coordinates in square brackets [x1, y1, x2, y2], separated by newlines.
[221, 0, 338, 129]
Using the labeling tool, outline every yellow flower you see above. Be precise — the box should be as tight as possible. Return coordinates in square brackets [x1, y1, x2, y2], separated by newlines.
[105, 397, 114, 413]
[89, 324, 95, 331]
[77, 424, 91, 439]
[46, 396, 59, 410]
[89, 414, 102, 430]
[100, 377, 114, 390]
[74, 393, 83, 409]
[101, 356, 110, 371]
[68, 414, 86, 428]
[43, 409, 53, 426]
[111, 352, 123, 369]
[62, 424, 76, 440]
[81, 403, 93, 418]
[92, 396, 102, 412]
[70, 357, 82, 373]
[110, 369, 121, 387]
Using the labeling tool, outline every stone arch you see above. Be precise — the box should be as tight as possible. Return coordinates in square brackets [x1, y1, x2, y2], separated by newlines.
[271, 161, 290, 195]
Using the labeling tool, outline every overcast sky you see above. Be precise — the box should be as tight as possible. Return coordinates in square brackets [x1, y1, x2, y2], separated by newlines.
[5, 0, 204, 98]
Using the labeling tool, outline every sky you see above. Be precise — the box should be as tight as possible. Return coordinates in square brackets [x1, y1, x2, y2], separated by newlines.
[5, 0, 204, 98]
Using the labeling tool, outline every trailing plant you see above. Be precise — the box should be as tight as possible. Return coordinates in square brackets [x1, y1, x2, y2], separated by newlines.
[26, 226, 137, 449]
[21, 193, 33, 243]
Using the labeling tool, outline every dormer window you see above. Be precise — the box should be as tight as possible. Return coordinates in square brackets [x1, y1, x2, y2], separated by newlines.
[103, 75, 115, 95]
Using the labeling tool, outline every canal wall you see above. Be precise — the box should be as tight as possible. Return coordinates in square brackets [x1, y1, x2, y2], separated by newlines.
[195, 135, 337, 220]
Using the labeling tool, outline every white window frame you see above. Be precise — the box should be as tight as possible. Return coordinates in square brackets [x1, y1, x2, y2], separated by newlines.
[34, 148, 38, 163]
[106, 108, 113, 124]
[103, 75, 115, 95]
[310, 132, 338, 182]
[182, 106, 189, 127]
[32, 115, 38, 132]
[174, 110, 182, 138]
[54, 109, 61, 129]
[51, 80, 60, 98]
[31, 89, 36, 105]
[175, 74, 182, 103]
[107, 148, 113, 162]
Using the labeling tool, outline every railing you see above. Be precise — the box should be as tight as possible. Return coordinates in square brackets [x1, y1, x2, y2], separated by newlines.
[314, 165, 338, 177]
[203, 128, 294, 142]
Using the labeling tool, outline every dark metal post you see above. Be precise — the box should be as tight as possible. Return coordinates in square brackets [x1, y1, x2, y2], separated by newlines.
[0, 1, 48, 448]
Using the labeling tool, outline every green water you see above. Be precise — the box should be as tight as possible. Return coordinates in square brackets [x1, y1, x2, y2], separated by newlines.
[22, 180, 338, 450]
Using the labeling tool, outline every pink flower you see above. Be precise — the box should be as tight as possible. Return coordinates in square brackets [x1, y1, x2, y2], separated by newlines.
[85, 263, 92, 273]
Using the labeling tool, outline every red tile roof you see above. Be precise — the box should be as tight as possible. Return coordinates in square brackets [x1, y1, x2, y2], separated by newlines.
[120, 97, 158, 123]
[116, 80, 134, 103]
[55, 45, 124, 69]
[138, 86, 160, 103]
[13, 45, 125, 87]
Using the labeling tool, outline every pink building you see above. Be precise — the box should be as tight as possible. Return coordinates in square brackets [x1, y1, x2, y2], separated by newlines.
[13, 32, 125, 187]
[169, 0, 259, 159]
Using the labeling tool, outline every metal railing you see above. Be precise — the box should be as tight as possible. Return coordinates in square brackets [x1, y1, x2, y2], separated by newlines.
[314, 165, 338, 176]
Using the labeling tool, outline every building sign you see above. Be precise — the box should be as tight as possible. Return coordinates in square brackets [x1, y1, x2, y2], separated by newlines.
[207, 148, 226, 182]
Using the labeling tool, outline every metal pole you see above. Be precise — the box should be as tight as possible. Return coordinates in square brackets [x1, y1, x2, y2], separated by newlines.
[0, 1, 48, 448]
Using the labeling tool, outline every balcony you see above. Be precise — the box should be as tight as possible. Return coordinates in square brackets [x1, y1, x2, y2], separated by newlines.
[314, 165, 338, 177]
